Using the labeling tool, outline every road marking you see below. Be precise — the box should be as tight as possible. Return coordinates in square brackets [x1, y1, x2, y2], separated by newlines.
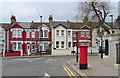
[63, 64, 76, 78]
[44, 73, 50, 77]
[63, 64, 72, 78]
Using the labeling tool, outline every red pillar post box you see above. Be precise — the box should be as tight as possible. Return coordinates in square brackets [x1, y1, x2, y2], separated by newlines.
[79, 45, 88, 69]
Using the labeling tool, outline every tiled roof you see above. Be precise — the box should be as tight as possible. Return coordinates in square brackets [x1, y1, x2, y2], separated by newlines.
[0, 23, 11, 30]
[31, 22, 50, 29]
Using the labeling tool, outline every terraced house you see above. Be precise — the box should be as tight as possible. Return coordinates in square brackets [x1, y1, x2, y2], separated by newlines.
[1, 15, 94, 57]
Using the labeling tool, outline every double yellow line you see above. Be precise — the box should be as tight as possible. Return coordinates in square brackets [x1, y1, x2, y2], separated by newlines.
[63, 64, 76, 78]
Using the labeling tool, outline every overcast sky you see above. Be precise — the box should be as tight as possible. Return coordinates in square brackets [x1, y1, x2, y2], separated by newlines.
[0, 0, 120, 23]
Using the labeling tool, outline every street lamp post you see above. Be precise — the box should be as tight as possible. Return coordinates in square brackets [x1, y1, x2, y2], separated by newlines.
[109, 15, 114, 33]
[76, 32, 79, 62]
[100, 32, 103, 59]
[39, 16, 42, 56]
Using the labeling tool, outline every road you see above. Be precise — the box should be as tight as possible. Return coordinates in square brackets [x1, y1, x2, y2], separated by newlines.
[2, 55, 81, 78]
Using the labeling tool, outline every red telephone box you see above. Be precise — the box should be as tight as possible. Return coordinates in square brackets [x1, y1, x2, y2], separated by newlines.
[79, 45, 88, 69]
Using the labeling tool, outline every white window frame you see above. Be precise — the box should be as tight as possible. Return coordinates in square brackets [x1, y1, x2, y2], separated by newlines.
[61, 30, 64, 36]
[68, 31, 71, 36]
[56, 30, 59, 36]
[12, 29, 22, 38]
[86, 31, 90, 37]
[68, 42, 71, 48]
[32, 31, 35, 38]
[44, 30, 48, 38]
[81, 31, 85, 37]
[56, 41, 59, 48]
[26, 30, 30, 38]
[12, 42, 22, 51]
[61, 41, 64, 48]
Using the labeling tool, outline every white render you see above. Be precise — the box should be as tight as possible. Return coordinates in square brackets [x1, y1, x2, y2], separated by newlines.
[52, 25, 72, 55]
[106, 33, 120, 67]
[0, 26, 5, 53]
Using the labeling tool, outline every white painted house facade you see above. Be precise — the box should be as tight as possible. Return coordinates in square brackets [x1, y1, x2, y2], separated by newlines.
[52, 23, 72, 55]
[0, 26, 5, 53]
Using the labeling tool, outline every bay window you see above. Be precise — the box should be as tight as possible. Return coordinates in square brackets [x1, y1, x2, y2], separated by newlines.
[12, 42, 22, 51]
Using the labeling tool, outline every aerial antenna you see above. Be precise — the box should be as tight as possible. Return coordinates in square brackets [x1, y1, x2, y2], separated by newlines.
[37, 8, 41, 22]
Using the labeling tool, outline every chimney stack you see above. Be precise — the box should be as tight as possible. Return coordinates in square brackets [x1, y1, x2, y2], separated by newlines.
[83, 16, 88, 25]
[49, 15, 53, 26]
[10, 15, 16, 24]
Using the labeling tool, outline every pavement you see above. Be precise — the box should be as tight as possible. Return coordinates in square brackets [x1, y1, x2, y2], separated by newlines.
[67, 53, 119, 78]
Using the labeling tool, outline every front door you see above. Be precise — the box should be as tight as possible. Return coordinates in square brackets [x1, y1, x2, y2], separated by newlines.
[27, 44, 30, 55]
[32, 44, 35, 53]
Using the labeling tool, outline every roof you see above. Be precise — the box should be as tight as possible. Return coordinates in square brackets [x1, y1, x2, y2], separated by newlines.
[18, 22, 32, 28]
[31, 22, 50, 29]
[53, 21, 72, 29]
[0, 23, 11, 30]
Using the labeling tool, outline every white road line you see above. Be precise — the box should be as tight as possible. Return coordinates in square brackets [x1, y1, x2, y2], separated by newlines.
[44, 73, 50, 77]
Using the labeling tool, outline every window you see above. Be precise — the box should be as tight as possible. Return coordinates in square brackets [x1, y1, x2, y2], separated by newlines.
[81, 31, 85, 37]
[86, 43, 89, 46]
[86, 31, 90, 37]
[40, 31, 43, 37]
[68, 31, 71, 36]
[18, 30, 22, 38]
[18, 42, 22, 50]
[73, 33, 76, 37]
[0, 31, 4, 38]
[26, 30, 30, 38]
[44, 30, 48, 38]
[56, 41, 59, 48]
[12, 29, 22, 38]
[56, 30, 59, 36]
[13, 42, 16, 50]
[61, 41, 64, 48]
[61, 30, 64, 36]
[44, 42, 48, 51]
[12, 42, 22, 51]
[32, 31, 35, 38]
[81, 42, 85, 45]
[68, 42, 71, 48]
[12, 30, 16, 38]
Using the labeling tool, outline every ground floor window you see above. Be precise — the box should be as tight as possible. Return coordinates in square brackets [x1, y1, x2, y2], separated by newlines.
[68, 42, 71, 48]
[39, 42, 49, 51]
[56, 41, 59, 48]
[12, 42, 22, 51]
[61, 41, 64, 48]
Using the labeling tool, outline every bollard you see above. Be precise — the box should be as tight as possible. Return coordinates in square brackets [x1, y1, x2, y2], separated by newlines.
[79, 45, 88, 69]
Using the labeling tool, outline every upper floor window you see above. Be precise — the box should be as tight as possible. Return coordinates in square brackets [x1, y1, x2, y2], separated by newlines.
[12, 29, 22, 38]
[26, 30, 30, 38]
[68, 31, 71, 36]
[81, 31, 85, 37]
[32, 31, 35, 38]
[61, 30, 64, 36]
[0, 31, 4, 38]
[40, 30, 48, 38]
[44, 30, 48, 38]
[86, 31, 90, 37]
[56, 30, 59, 36]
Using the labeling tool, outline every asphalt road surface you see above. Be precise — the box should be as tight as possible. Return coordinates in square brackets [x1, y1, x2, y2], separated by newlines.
[2, 55, 81, 78]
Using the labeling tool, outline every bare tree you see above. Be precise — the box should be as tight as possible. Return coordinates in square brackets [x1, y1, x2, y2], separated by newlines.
[77, 0, 111, 32]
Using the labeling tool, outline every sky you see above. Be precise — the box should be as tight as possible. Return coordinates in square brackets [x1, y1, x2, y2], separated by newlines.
[0, 0, 120, 23]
